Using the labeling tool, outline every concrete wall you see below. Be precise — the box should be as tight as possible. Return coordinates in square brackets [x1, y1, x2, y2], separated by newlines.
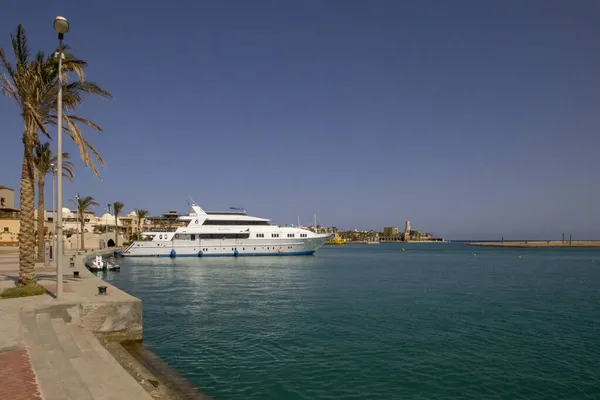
[80, 250, 143, 342]
[22, 249, 143, 343]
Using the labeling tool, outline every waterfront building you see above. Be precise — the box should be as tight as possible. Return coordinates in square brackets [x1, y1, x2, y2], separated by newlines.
[118, 211, 144, 239]
[145, 211, 187, 232]
[380, 220, 442, 242]
[381, 226, 403, 242]
[383, 227, 398, 236]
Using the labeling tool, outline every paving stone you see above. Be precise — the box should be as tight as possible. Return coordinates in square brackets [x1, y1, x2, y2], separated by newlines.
[0, 349, 43, 400]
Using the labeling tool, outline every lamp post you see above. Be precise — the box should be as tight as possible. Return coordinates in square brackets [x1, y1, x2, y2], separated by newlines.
[50, 163, 56, 261]
[74, 193, 80, 251]
[54, 16, 69, 299]
[103, 204, 109, 247]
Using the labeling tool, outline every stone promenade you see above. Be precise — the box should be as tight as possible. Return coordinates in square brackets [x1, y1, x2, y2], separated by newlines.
[0, 247, 152, 400]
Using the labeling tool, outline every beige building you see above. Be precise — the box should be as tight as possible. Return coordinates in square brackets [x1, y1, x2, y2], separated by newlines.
[381, 226, 403, 242]
[0, 185, 133, 248]
[119, 211, 145, 239]
[0, 186, 19, 245]
[145, 211, 186, 233]
[383, 227, 398, 236]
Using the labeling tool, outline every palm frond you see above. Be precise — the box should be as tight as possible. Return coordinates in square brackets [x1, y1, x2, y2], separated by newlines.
[135, 209, 149, 219]
[67, 115, 103, 131]
[113, 202, 124, 216]
[0, 73, 19, 103]
[23, 101, 50, 137]
[64, 81, 112, 99]
[11, 25, 29, 72]
[62, 55, 87, 82]
[63, 115, 105, 178]
[0, 48, 16, 80]
[71, 195, 99, 214]
[61, 159, 75, 182]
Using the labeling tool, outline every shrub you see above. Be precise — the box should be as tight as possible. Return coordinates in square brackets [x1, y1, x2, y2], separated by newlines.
[1, 283, 46, 299]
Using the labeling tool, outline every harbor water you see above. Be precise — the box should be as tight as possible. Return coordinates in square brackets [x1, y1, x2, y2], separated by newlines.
[104, 243, 600, 399]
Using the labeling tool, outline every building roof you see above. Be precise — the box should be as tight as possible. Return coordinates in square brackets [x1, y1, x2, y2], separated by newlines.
[0, 185, 15, 191]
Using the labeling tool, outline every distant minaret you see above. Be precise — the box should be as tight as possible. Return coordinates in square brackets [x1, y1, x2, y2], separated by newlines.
[404, 221, 411, 241]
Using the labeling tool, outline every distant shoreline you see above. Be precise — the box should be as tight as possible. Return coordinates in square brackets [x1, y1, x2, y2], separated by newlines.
[467, 241, 600, 248]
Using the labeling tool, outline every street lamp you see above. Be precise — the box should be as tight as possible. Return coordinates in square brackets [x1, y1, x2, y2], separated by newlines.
[106, 204, 111, 247]
[50, 163, 56, 262]
[74, 193, 80, 251]
[54, 16, 69, 300]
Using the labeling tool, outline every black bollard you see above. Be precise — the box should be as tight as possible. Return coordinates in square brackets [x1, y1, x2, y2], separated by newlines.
[97, 285, 107, 296]
[73, 271, 80, 278]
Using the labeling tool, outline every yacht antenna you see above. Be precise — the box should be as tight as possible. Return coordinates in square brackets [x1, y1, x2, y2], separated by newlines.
[188, 196, 197, 206]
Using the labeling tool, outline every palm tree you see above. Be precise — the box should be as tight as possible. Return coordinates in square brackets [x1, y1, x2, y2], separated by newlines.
[112, 202, 124, 247]
[1, 25, 111, 285]
[69, 195, 99, 250]
[34, 142, 74, 261]
[134, 209, 149, 236]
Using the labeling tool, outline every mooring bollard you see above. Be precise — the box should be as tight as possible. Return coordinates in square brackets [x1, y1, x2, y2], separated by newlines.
[69, 261, 75, 268]
[73, 271, 80, 278]
[97, 285, 107, 296]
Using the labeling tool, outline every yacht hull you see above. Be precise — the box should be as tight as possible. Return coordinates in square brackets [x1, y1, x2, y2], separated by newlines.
[120, 237, 329, 257]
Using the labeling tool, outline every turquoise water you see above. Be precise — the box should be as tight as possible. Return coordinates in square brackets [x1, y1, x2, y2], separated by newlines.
[105, 243, 600, 399]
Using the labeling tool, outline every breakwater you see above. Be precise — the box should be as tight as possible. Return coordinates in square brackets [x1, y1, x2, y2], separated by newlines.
[467, 240, 600, 247]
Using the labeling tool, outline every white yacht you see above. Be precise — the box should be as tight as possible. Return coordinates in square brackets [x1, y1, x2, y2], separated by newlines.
[120, 202, 332, 257]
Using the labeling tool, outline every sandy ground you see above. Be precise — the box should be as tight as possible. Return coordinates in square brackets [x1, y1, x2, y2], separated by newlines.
[467, 241, 600, 247]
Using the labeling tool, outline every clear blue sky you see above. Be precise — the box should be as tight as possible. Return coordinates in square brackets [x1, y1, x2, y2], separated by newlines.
[1, 0, 599, 239]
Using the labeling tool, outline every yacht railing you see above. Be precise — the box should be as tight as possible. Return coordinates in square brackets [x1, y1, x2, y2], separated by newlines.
[144, 227, 180, 232]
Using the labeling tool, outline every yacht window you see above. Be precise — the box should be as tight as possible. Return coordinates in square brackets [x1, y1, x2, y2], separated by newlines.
[203, 220, 270, 226]
[198, 233, 250, 239]
[191, 234, 195, 241]
[287, 234, 295, 238]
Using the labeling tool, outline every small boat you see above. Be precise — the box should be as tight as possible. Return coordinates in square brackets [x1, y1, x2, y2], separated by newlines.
[86, 255, 120, 271]
[324, 233, 346, 246]
[105, 257, 120, 271]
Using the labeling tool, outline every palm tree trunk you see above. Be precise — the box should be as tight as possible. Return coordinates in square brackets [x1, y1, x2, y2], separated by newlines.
[18, 130, 37, 286]
[114, 215, 118, 247]
[36, 176, 45, 262]
[80, 212, 85, 250]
